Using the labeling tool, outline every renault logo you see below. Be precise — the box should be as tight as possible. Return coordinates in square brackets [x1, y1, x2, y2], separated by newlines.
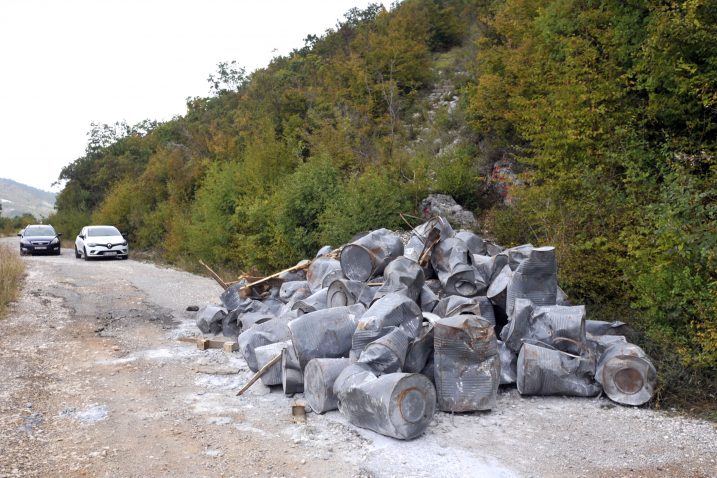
[107, 243, 112, 249]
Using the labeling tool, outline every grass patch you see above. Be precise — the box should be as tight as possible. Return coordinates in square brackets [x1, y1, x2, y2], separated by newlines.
[0, 244, 24, 318]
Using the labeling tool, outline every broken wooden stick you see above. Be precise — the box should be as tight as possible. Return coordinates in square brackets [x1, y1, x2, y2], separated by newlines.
[199, 259, 228, 290]
[418, 236, 440, 267]
[239, 259, 311, 297]
[236, 353, 282, 396]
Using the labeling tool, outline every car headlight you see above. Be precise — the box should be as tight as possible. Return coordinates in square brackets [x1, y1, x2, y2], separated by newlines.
[51, 237, 59, 244]
[87, 242, 98, 247]
[121, 241, 128, 246]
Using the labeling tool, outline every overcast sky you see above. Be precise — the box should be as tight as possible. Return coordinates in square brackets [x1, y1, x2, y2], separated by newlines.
[0, 0, 389, 192]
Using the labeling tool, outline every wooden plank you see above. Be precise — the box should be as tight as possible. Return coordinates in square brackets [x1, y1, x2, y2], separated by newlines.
[195, 338, 236, 351]
[239, 259, 312, 297]
[199, 259, 228, 290]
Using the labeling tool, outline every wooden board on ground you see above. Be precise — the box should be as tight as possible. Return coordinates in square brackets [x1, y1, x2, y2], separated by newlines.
[177, 336, 237, 352]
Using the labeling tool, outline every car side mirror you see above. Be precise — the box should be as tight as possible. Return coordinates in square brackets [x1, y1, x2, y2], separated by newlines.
[57, 233, 62, 237]
[17, 232, 22, 237]
[121, 233, 128, 239]
[79, 234, 85, 239]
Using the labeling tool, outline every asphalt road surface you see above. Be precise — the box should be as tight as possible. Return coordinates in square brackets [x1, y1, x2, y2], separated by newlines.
[1, 237, 715, 478]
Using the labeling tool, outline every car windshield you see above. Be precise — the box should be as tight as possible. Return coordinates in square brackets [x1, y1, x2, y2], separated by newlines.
[24, 226, 56, 236]
[87, 227, 121, 237]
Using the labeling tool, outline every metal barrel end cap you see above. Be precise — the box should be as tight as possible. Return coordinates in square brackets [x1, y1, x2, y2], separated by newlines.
[601, 355, 656, 406]
[340, 244, 375, 282]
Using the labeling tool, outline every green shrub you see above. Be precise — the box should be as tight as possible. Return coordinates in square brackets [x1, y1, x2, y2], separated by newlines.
[47, 209, 91, 240]
[320, 168, 412, 246]
[623, 157, 717, 406]
[433, 145, 483, 211]
[186, 161, 242, 266]
[273, 158, 341, 262]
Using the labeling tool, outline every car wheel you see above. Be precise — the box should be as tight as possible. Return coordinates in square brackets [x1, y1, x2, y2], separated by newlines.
[55, 250, 61, 256]
[121, 255, 129, 260]
[83, 247, 90, 261]
[75, 246, 81, 258]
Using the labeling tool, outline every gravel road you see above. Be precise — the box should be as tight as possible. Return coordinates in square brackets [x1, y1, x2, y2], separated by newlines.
[1, 237, 715, 478]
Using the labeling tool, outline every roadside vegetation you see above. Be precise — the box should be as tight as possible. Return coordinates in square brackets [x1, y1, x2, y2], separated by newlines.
[48, 0, 715, 412]
[0, 245, 24, 319]
[0, 212, 38, 236]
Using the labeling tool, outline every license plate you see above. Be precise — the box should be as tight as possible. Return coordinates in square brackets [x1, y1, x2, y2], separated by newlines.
[105, 251, 117, 256]
[35, 246, 47, 250]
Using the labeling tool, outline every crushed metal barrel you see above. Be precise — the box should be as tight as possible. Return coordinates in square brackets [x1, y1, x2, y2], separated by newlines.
[434, 314, 500, 411]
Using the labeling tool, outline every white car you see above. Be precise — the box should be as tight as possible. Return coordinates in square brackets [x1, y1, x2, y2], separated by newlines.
[75, 225, 129, 260]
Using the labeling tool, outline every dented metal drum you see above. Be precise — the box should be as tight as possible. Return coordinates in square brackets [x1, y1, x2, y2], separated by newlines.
[404, 217, 455, 275]
[586, 320, 628, 336]
[506, 246, 557, 316]
[372, 256, 425, 303]
[220, 283, 245, 310]
[222, 308, 241, 337]
[351, 293, 422, 360]
[315, 245, 334, 258]
[596, 342, 656, 406]
[507, 244, 535, 271]
[431, 238, 480, 297]
[326, 279, 376, 308]
[455, 230, 487, 256]
[238, 317, 290, 372]
[487, 264, 512, 314]
[418, 283, 439, 313]
[195, 305, 227, 335]
[238, 311, 275, 330]
[517, 342, 600, 397]
[340, 228, 403, 282]
[500, 299, 586, 354]
[288, 304, 366, 370]
[336, 371, 437, 440]
[279, 281, 311, 303]
[433, 296, 496, 326]
[357, 327, 411, 374]
[434, 315, 500, 411]
[403, 318, 435, 374]
[306, 257, 342, 292]
[291, 287, 328, 315]
[304, 358, 351, 413]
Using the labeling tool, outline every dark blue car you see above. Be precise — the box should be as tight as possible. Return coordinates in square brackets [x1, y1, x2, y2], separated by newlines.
[18, 224, 62, 256]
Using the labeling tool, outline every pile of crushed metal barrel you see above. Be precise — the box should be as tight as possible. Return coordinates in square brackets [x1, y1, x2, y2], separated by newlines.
[196, 216, 656, 440]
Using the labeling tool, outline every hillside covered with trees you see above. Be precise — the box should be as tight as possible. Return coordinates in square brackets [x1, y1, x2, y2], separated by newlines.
[50, 0, 716, 412]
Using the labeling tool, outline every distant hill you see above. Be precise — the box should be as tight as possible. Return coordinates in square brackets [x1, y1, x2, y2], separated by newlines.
[0, 178, 56, 218]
